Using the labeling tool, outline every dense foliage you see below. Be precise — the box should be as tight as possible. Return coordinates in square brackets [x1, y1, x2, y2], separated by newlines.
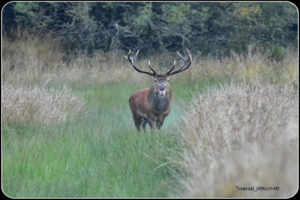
[2, 2, 298, 57]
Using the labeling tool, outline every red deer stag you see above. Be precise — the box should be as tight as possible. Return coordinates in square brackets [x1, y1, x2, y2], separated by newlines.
[128, 48, 192, 131]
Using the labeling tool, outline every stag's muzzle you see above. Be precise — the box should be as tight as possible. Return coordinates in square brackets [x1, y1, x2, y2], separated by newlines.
[158, 84, 167, 95]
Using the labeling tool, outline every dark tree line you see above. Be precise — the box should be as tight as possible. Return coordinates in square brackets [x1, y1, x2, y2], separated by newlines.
[2, 2, 298, 57]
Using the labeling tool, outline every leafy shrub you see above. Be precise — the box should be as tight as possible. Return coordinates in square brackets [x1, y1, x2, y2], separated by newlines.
[266, 45, 288, 62]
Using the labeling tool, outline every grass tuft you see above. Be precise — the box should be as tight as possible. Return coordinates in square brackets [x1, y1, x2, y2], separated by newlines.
[177, 81, 299, 198]
[1, 84, 86, 125]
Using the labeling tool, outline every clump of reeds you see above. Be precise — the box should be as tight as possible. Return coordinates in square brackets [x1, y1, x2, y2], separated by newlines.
[1, 84, 86, 125]
[177, 81, 299, 198]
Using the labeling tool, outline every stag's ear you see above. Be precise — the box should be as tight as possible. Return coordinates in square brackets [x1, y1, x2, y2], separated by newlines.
[167, 76, 170, 81]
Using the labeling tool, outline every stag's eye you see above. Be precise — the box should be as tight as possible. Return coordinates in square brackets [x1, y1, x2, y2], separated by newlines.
[154, 79, 157, 83]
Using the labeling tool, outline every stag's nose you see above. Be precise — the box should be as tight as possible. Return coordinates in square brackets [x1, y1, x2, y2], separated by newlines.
[159, 84, 166, 90]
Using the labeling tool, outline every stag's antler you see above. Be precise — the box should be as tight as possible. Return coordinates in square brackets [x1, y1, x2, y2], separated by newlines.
[165, 60, 176, 75]
[128, 49, 156, 76]
[166, 48, 192, 76]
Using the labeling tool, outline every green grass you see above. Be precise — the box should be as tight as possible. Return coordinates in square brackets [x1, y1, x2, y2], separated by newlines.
[2, 78, 222, 198]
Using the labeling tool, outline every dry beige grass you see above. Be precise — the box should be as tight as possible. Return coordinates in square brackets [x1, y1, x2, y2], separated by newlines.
[1, 84, 86, 124]
[177, 81, 299, 198]
[2, 36, 148, 86]
[2, 35, 298, 86]
[55, 50, 148, 84]
[2, 32, 65, 85]
[186, 50, 299, 85]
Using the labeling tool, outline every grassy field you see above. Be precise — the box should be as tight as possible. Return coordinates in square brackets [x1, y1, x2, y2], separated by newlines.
[1, 35, 298, 198]
[2, 78, 221, 198]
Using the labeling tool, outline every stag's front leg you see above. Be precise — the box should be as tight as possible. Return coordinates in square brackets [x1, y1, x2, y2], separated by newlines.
[148, 120, 157, 130]
[156, 120, 164, 130]
[132, 114, 143, 132]
[142, 118, 148, 132]
[157, 114, 167, 130]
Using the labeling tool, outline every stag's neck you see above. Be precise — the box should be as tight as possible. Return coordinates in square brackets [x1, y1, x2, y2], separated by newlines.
[148, 87, 172, 113]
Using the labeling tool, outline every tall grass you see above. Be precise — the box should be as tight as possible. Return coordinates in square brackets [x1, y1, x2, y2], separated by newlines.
[177, 81, 299, 198]
[2, 31, 65, 85]
[2, 33, 146, 86]
[189, 49, 298, 85]
[2, 33, 298, 86]
[1, 84, 86, 125]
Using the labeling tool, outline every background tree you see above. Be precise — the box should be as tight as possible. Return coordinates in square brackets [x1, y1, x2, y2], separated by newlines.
[2, 2, 298, 58]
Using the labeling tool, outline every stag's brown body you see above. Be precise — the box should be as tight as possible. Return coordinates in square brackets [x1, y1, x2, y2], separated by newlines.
[127, 49, 191, 131]
[129, 78, 173, 131]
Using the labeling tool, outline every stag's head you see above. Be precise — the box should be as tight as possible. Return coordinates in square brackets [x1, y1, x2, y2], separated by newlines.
[128, 49, 192, 96]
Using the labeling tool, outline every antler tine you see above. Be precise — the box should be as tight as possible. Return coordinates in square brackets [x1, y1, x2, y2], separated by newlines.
[176, 50, 185, 60]
[167, 48, 192, 76]
[185, 48, 192, 61]
[148, 60, 156, 74]
[128, 49, 156, 76]
[165, 60, 176, 75]
[181, 48, 192, 71]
